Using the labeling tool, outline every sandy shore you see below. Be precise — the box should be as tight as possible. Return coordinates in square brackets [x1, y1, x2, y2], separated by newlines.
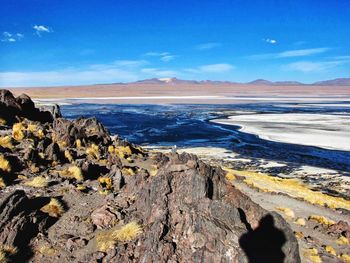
[212, 113, 350, 152]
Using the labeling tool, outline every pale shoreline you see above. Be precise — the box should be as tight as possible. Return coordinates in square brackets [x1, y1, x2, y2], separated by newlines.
[212, 113, 350, 152]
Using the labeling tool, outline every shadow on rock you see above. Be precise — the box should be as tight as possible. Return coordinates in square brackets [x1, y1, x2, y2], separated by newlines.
[239, 214, 286, 263]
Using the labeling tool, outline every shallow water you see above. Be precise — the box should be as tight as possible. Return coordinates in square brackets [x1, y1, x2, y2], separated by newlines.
[61, 102, 350, 173]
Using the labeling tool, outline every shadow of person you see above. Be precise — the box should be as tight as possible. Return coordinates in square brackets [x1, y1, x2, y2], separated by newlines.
[239, 214, 286, 263]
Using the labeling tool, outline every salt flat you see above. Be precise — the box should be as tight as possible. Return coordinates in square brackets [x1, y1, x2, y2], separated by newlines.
[212, 113, 350, 152]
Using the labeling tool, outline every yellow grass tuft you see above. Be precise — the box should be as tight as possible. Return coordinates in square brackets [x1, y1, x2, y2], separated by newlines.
[308, 215, 335, 226]
[0, 136, 13, 149]
[98, 177, 113, 190]
[76, 184, 87, 191]
[60, 166, 83, 181]
[0, 177, 5, 188]
[76, 139, 82, 148]
[336, 235, 349, 246]
[86, 144, 100, 159]
[95, 221, 142, 252]
[339, 254, 350, 263]
[0, 250, 5, 263]
[295, 217, 306, 226]
[64, 150, 74, 163]
[294, 231, 304, 239]
[29, 164, 40, 173]
[38, 246, 57, 256]
[0, 118, 6, 125]
[0, 154, 11, 173]
[113, 146, 132, 159]
[0, 245, 18, 263]
[12, 122, 25, 141]
[323, 245, 336, 256]
[224, 168, 350, 210]
[24, 176, 49, 187]
[225, 171, 236, 181]
[27, 124, 45, 139]
[149, 165, 158, 176]
[40, 198, 64, 217]
[276, 207, 295, 218]
[304, 248, 322, 263]
[122, 167, 135, 176]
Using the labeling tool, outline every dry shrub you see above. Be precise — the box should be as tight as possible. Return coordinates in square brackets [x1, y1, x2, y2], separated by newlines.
[0, 154, 11, 173]
[40, 198, 64, 217]
[24, 176, 49, 187]
[95, 221, 142, 252]
[60, 166, 83, 181]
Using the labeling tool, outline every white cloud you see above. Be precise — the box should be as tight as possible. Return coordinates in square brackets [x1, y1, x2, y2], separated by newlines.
[160, 55, 176, 62]
[283, 60, 346, 73]
[144, 51, 176, 62]
[198, 63, 235, 73]
[265, 38, 277, 44]
[141, 68, 179, 77]
[33, 25, 52, 36]
[1, 31, 24, 42]
[195, 42, 222, 50]
[248, 47, 330, 60]
[144, 52, 169, 57]
[0, 61, 145, 87]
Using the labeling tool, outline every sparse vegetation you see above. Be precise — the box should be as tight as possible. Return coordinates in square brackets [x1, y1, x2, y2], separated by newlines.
[295, 217, 306, 226]
[339, 254, 350, 263]
[0, 136, 13, 149]
[304, 248, 322, 263]
[60, 166, 83, 181]
[276, 207, 295, 218]
[86, 144, 100, 159]
[12, 122, 25, 141]
[0, 118, 6, 126]
[64, 150, 74, 163]
[224, 168, 350, 210]
[308, 215, 335, 226]
[336, 235, 349, 245]
[0, 154, 11, 173]
[225, 171, 236, 181]
[0, 245, 17, 263]
[323, 245, 336, 256]
[98, 177, 113, 190]
[24, 176, 49, 187]
[149, 165, 158, 176]
[40, 198, 64, 217]
[95, 221, 142, 252]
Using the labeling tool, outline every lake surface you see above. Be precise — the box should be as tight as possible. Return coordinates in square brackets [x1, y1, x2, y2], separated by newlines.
[61, 102, 350, 173]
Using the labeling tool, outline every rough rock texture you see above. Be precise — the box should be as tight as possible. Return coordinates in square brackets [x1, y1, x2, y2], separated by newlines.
[0, 90, 57, 125]
[0, 89, 301, 262]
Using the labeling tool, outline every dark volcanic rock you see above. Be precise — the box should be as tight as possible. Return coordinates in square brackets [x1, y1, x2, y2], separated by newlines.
[0, 89, 60, 125]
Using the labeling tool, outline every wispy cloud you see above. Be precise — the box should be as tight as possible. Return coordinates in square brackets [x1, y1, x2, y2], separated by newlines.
[283, 60, 347, 73]
[0, 60, 147, 87]
[160, 55, 176, 62]
[264, 38, 277, 44]
[144, 52, 169, 57]
[144, 51, 176, 62]
[186, 63, 235, 74]
[33, 25, 52, 36]
[248, 47, 330, 60]
[1, 32, 24, 42]
[195, 42, 222, 50]
[141, 68, 179, 77]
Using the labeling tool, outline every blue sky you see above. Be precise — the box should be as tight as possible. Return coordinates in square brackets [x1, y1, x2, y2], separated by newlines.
[0, 0, 350, 87]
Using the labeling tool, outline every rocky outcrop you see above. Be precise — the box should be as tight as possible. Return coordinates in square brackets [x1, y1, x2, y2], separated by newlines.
[0, 89, 58, 125]
[0, 89, 301, 262]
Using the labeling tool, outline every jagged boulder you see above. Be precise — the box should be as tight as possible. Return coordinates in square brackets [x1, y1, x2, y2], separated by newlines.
[0, 89, 60, 125]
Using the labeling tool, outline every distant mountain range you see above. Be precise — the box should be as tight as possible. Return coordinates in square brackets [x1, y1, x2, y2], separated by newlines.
[131, 77, 350, 86]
